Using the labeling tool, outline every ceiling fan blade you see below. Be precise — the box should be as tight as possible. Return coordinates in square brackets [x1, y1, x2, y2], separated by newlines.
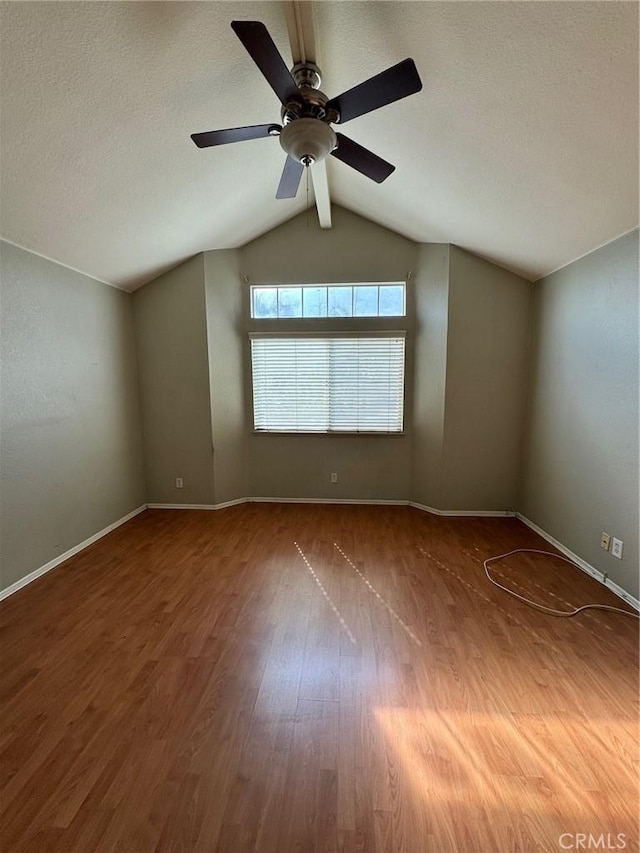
[231, 21, 299, 105]
[191, 124, 282, 148]
[326, 58, 422, 124]
[331, 133, 395, 183]
[276, 156, 304, 199]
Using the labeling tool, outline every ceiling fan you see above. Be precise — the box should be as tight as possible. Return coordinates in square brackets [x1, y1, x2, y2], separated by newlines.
[190, 19, 422, 201]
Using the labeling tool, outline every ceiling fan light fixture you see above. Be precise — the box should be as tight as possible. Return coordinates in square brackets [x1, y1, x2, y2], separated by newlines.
[279, 118, 336, 165]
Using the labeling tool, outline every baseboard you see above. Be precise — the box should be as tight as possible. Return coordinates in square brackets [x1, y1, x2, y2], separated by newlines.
[147, 497, 409, 509]
[516, 513, 639, 611]
[147, 497, 515, 514]
[251, 498, 512, 513]
[249, 497, 409, 506]
[606, 578, 639, 611]
[410, 502, 515, 517]
[0, 505, 147, 601]
[146, 498, 247, 511]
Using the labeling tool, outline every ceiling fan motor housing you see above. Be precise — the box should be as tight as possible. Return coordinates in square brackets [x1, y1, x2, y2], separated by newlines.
[292, 62, 322, 91]
[279, 118, 337, 165]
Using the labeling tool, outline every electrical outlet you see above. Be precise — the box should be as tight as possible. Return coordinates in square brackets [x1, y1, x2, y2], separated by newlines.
[600, 531, 611, 551]
[330, 472, 338, 484]
[175, 477, 183, 489]
[611, 537, 623, 559]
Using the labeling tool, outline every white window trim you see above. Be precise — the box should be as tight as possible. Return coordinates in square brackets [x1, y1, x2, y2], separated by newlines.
[249, 330, 407, 340]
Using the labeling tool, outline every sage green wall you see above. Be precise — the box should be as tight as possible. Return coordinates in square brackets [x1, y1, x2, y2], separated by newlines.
[5, 216, 636, 602]
[133, 254, 215, 505]
[440, 246, 532, 510]
[411, 243, 450, 507]
[411, 244, 530, 512]
[0, 241, 145, 592]
[204, 249, 246, 503]
[240, 205, 417, 286]
[520, 230, 639, 598]
[240, 206, 417, 500]
[131, 209, 530, 509]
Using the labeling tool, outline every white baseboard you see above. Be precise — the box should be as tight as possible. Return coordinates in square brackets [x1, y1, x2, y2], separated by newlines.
[516, 513, 639, 611]
[147, 497, 515, 514]
[146, 498, 247, 511]
[606, 579, 640, 611]
[249, 497, 409, 506]
[0, 505, 147, 601]
[148, 497, 409, 509]
[410, 501, 515, 517]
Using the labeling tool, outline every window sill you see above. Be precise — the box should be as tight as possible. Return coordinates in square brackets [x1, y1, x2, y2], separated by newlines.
[251, 431, 406, 437]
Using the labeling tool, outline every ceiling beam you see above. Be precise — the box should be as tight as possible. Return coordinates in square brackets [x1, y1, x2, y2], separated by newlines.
[284, 2, 332, 229]
[284, 1, 317, 64]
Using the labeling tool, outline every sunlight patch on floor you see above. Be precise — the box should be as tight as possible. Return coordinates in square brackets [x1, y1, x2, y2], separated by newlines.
[374, 706, 637, 849]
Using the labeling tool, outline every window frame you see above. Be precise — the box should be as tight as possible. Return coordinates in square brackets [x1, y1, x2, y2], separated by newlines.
[250, 281, 406, 320]
[247, 279, 410, 438]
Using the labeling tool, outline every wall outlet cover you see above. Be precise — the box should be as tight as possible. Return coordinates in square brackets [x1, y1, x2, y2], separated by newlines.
[611, 538, 623, 559]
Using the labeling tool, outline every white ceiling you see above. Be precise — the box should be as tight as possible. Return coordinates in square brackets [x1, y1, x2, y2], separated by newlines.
[1, 1, 637, 291]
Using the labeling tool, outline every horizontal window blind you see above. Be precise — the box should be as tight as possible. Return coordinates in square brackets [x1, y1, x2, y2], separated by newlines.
[250, 334, 405, 433]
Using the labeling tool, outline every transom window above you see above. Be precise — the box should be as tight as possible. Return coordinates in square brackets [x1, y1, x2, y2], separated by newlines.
[251, 283, 405, 319]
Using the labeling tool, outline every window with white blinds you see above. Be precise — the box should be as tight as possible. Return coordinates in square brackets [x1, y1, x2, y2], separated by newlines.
[250, 333, 406, 433]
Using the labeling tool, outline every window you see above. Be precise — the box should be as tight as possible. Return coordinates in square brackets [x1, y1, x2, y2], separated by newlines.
[250, 332, 405, 433]
[251, 283, 405, 319]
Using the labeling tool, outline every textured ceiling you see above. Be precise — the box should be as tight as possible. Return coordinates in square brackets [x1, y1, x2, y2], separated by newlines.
[1, 1, 638, 290]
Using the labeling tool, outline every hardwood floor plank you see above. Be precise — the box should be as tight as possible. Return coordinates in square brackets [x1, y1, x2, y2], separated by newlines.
[1, 505, 637, 852]
[274, 699, 340, 853]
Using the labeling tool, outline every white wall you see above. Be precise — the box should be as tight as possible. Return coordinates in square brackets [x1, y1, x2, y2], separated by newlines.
[520, 230, 639, 598]
[0, 241, 146, 591]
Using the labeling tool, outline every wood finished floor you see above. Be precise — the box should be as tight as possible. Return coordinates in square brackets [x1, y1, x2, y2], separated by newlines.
[0, 504, 637, 853]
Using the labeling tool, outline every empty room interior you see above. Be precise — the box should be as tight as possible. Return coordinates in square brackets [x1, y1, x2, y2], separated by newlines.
[1, 2, 638, 852]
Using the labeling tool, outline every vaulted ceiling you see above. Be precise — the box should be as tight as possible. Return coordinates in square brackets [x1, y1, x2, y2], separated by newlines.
[1, 1, 637, 291]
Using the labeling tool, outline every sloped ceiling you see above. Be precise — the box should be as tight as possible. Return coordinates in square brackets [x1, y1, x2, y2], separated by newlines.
[1, 1, 637, 291]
